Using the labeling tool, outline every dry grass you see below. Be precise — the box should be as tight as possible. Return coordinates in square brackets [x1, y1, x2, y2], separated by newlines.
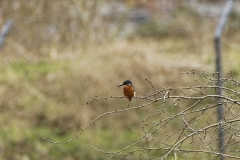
[0, 0, 240, 159]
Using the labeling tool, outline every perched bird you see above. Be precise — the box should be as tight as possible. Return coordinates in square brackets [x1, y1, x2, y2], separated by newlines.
[117, 80, 136, 101]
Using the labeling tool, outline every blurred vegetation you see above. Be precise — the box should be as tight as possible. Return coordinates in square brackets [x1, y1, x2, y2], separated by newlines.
[0, 0, 240, 159]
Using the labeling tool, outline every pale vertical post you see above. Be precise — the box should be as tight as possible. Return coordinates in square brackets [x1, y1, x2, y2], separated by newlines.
[214, 1, 233, 160]
[0, 19, 13, 49]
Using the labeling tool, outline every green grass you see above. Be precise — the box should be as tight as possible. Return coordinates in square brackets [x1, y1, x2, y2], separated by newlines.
[1, 37, 240, 159]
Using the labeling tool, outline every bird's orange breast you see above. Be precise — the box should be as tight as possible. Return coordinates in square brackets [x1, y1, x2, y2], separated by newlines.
[123, 85, 135, 101]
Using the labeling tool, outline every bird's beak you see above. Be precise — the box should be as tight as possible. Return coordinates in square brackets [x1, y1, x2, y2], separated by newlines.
[117, 84, 123, 87]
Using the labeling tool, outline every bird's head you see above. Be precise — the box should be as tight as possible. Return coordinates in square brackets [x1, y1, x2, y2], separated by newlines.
[117, 80, 133, 87]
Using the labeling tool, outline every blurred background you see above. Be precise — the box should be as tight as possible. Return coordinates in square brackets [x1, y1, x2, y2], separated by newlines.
[0, 0, 240, 159]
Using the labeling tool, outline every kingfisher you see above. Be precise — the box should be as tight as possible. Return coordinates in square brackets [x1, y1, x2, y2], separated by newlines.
[117, 80, 136, 101]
